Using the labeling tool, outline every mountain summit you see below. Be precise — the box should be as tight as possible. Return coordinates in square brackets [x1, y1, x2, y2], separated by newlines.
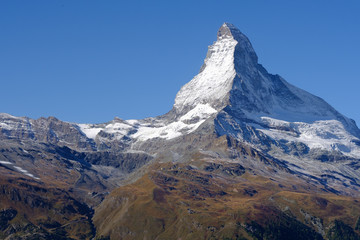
[217, 22, 258, 62]
[173, 23, 360, 158]
[175, 23, 356, 122]
[174, 23, 257, 113]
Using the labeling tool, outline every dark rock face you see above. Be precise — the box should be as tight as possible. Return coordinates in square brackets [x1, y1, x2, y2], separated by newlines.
[327, 220, 360, 240]
[0, 208, 17, 231]
[218, 23, 258, 64]
[203, 162, 245, 176]
[244, 215, 324, 240]
[84, 151, 153, 172]
[54, 145, 153, 172]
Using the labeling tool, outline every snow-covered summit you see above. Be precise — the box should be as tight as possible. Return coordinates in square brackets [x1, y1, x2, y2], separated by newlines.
[174, 24, 237, 113]
[196, 23, 360, 158]
[217, 23, 258, 63]
[173, 23, 360, 158]
[71, 23, 360, 156]
[174, 23, 260, 114]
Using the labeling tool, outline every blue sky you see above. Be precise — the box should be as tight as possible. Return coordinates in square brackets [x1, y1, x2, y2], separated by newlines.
[1, 1, 359, 125]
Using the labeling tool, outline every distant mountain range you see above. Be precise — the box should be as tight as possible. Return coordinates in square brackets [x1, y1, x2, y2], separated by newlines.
[1, 23, 360, 240]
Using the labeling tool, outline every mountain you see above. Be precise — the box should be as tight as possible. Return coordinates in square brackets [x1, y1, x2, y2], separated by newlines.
[1, 23, 360, 239]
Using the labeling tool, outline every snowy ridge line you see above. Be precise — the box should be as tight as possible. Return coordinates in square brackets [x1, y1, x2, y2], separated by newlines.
[174, 33, 237, 112]
[78, 104, 218, 141]
[257, 117, 360, 158]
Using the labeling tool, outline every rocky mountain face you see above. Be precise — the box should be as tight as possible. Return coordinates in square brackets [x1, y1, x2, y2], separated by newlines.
[1, 23, 360, 239]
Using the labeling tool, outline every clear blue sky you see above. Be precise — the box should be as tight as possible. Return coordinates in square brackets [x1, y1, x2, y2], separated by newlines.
[1, 1, 359, 125]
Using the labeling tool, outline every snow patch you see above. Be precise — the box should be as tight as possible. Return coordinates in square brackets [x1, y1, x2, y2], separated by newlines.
[77, 104, 217, 142]
[0, 161, 12, 165]
[104, 122, 133, 136]
[180, 104, 217, 121]
[14, 166, 28, 173]
[78, 124, 103, 139]
[14, 166, 40, 180]
[132, 104, 217, 141]
[132, 119, 206, 141]
[258, 117, 360, 158]
[0, 113, 22, 119]
[174, 37, 237, 111]
[78, 120, 136, 140]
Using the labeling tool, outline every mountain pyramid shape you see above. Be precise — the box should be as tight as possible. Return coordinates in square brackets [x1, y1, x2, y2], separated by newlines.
[176, 23, 359, 135]
[1, 23, 360, 195]
[174, 23, 360, 156]
[99, 22, 360, 159]
[72, 23, 360, 187]
[174, 23, 257, 112]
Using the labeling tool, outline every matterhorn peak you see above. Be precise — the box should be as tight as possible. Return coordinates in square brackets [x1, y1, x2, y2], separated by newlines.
[76, 22, 359, 158]
[217, 22, 251, 44]
[217, 22, 238, 39]
[173, 23, 360, 149]
[218, 23, 258, 63]
[173, 23, 240, 113]
[173, 23, 261, 114]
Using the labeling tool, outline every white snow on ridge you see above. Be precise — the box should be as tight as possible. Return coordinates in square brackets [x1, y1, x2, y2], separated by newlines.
[126, 119, 139, 125]
[78, 121, 135, 140]
[0, 113, 22, 119]
[132, 119, 207, 141]
[128, 34, 240, 141]
[258, 116, 360, 157]
[14, 166, 28, 173]
[132, 104, 218, 141]
[13, 166, 40, 180]
[0, 161, 12, 165]
[104, 122, 133, 135]
[78, 124, 102, 139]
[77, 104, 218, 142]
[174, 36, 237, 111]
[180, 104, 217, 121]
[0, 122, 12, 130]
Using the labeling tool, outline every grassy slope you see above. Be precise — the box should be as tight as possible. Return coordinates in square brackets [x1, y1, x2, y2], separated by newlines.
[0, 171, 95, 240]
[94, 161, 360, 240]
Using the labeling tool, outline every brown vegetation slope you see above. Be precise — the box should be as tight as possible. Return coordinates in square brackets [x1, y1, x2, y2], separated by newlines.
[94, 159, 360, 240]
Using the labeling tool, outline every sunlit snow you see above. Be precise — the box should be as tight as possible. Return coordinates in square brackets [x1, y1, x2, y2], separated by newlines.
[174, 36, 237, 111]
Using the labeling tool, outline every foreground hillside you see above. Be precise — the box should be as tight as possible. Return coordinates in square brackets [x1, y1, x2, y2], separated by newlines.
[0, 173, 94, 239]
[93, 137, 360, 240]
